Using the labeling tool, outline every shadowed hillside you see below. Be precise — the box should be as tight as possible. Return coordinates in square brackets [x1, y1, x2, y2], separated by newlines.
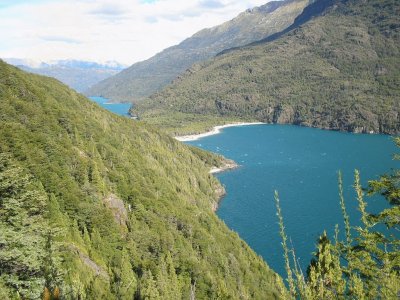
[86, 0, 309, 102]
[133, 0, 400, 135]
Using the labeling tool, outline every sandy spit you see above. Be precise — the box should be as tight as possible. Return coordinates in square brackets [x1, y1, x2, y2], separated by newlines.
[175, 122, 265, 142]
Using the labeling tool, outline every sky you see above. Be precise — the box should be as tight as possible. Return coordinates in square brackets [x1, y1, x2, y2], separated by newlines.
[0, 0, 271, 66]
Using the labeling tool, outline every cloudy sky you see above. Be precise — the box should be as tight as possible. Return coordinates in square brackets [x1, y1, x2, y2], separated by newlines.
[0, 0, 271, 65]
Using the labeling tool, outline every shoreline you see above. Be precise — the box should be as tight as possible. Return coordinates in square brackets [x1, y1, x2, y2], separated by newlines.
[209, 161, 239, 174]
[211, 161, 239, 212]
[174, 121, 261, 212]
[175, 122, 265, 142]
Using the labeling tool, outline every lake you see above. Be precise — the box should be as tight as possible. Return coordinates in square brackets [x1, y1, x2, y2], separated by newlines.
[187, 124, 399, 278]
[89, 96, 132, 116]
[87, 99, 398, 279]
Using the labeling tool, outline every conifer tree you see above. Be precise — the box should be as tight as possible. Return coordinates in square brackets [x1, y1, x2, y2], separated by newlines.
[0, 154, 50, 298]
[306, 232, 345, 299]
[275, 138, 400, 299]
[110, 248, 137, 299]
[88, 161, 105, 194]
[83, 226, 92, 250]
[274, 191, 295, 298]
[140, 270, 161, 300]
[165, 252, 181, 299]
[43, 231, 62, 297]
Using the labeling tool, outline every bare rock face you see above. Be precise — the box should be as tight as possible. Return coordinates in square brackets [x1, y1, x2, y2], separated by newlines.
[214, 185, 226, 199]
[212, 186, 226, 212]
[69, 245, 110, 280]
[103, 194, 128, 227]
[211, 158, 239, 211]
[273, 105, 295, 124]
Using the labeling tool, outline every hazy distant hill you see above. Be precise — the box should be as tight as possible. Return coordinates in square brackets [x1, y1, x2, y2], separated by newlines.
[86, 0, 309, 102]
[4, 59, 125, 92]
[133, 0, 400, 135]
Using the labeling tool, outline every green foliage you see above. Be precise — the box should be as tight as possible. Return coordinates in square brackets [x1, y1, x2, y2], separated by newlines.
[134, 0, 400, 135]
[135, 111, 253, 136]
[274, 191, 295, 297]
[87, 0, 309, 102]
[0, 60, 284, 299]
[275, 139, 400, 299]
[306, 232, 345, 299]
[368, 138, 400, 210]
[0, 154, 51, 299]
[110, 248, 137, 298]
[140, 270, 161, 300]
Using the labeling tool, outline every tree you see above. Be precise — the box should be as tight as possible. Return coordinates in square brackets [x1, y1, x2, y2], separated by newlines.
[43, 231, 62, 299]
[110, 248, 137, 299]
[0, 154, 50, 298]
[140, 270, 161, 300]
[306, 232, 345, 299]
[275, 138, 400, 299]
[367, 137, 400, 227]
[155, 252, 181, 299]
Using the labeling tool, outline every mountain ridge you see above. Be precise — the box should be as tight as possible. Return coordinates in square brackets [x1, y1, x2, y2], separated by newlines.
[133, 0, 400, 135]
[4, 58, 125, 93]
[86, 0, 309, 102]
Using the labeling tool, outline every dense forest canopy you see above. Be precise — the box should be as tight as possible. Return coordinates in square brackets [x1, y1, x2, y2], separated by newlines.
[1, 0, 399, 298]
[133, 0, 400, 136]
[0, 60, 283, 299]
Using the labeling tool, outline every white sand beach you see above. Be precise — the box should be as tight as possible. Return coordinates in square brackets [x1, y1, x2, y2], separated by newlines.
[175, 122, 265, 142]
[209, 162, 238, 174]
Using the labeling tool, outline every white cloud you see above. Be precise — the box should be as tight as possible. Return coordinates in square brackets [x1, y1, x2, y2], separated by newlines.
[0, 0, 271, 65]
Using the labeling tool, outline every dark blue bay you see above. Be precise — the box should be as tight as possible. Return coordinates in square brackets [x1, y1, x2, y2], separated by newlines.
[89, 96, 131, 116]
[187, 124, 399, 278]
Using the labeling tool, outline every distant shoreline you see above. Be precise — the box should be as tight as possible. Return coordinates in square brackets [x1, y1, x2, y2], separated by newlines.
[175, 122, 265, 142]
[175, 122, 263, 179]
[209, 160, 239, 174]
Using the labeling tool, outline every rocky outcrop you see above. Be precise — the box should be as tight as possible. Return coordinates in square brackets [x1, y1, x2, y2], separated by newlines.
[103, 194, 128, 227]
[69, 245, 110, 281]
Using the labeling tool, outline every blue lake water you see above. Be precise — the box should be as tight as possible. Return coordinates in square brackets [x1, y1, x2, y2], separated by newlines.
[89, 96, 131, 117]
[87, 96, 398, 280]
[187, 125, 399, 278]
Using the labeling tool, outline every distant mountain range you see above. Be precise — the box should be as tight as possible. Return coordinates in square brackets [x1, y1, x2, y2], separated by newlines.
[3, 58, 126, 93]
[86, 0, 310, 102]
[133, 0, 400, 135]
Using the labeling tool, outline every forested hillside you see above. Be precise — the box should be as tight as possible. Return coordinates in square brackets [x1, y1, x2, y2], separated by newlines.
[133, 0, 400, 135]
[86, 0, 309, 102]
[0, 60, 284, 299]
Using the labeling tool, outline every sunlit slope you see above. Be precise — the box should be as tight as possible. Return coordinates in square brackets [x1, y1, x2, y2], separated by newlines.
[0, 60, 283, 299]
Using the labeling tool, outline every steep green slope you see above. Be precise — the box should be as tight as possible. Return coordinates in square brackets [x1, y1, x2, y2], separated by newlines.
[0, 60, 284, 299]
[86, 0, 309, 102]
[134, 0, 400, 135]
